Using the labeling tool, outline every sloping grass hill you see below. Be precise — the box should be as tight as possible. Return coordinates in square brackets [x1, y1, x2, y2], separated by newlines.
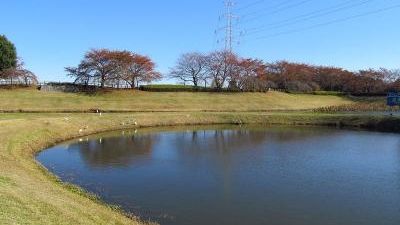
[0, 87, 353, 112]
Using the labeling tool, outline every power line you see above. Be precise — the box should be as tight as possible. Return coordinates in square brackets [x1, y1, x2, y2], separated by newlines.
[235, 0, 266, 12]
[240, 0, 315, 24]
[246, 4, 400, 41]
[245, 0, 376, 36]
[245, 0, 370, 33]
[236, 0, 298, 12]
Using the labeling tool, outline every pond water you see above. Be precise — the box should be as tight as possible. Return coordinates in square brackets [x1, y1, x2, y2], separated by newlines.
[36, 126, 400, 225]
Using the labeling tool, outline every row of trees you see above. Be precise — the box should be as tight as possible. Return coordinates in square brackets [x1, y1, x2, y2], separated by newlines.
[3, 33, 399, 94]
[67, 49, 270, 92]
[0, 35, 37, 85]
[65, 49, 161, 88]
[169, 51, 400, 94]
[68, 47, 400, 94]
[169, 51, 268, 91]
[264, 61, 400, 94]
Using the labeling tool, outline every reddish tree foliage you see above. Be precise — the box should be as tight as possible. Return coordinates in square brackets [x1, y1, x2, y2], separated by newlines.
[66, 49, 160, 88]
[122, 53, 161, 88]
[65, 49, 115, 88]
[230, 58, 267, 91]
[263, 60, 399, 94]
[169, 51, 399, 94]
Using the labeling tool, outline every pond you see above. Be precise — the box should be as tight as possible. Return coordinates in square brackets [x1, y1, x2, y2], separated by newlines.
[36, 125, 400, 225]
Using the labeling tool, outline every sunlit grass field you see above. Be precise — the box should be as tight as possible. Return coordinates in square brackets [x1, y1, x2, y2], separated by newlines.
[0, 87, 354, 112]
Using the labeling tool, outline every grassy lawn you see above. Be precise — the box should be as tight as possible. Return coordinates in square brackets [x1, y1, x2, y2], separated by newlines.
[0, 87, 354, 112]
[0, 87, 396, 225]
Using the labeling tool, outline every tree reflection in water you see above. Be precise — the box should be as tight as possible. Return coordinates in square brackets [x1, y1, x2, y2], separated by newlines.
[74, 126, 334, 168]
[75, 133, 159, 168]
[37, 126, 400, 225]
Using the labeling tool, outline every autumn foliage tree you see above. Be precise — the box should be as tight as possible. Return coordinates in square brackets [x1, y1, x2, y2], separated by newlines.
[264, 61, 400, 94]
[120, 53, 161, 88]
[230, 58, 267, 91]
[65, 49, 160, 88]
[169, 49, 400, 94]
[66, 49, 118, 88]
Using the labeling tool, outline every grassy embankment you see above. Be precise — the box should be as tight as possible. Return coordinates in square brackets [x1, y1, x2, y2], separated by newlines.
[1, 87, 399, 225]
[0, 87, 355, 112]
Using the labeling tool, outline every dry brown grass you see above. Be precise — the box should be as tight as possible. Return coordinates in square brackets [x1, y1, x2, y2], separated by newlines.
[0, 88, 354, 112]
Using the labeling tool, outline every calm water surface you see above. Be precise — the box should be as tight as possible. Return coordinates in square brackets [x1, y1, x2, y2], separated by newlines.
[36, 126, 400, 225]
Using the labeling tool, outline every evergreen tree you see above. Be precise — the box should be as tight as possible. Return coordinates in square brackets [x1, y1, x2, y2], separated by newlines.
[0, 35, 17, 72]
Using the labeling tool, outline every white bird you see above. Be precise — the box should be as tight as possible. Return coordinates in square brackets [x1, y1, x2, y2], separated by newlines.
[64, 117, 69, 121]
[79, 128, 83, 133]
[134, 121, 137, 126]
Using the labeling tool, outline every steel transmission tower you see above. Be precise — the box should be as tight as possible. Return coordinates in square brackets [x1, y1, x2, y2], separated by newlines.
[217, 2, 238, 53]
[224, 2, 236, 52]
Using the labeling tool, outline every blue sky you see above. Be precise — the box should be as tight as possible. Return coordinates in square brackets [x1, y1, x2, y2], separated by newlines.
[1, 0, 399, 83]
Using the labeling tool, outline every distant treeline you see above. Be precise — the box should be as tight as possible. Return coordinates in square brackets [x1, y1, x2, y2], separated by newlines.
[169, 52, 400, 94]
[2, 33, 400, 94]
[63, 49, 400, 94]
[263, 61, 400, 95]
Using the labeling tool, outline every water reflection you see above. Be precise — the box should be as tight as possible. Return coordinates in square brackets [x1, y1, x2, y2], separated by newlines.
[75, 127, 331, 168]
[37, 126, 400, 225]
[74, 134, 159, 168]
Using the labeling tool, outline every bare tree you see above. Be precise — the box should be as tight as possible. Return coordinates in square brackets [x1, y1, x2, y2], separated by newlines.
[0, 59, 37, 85]
[169, 52, 207, 88]
[204, 50, 238, 90]
[380, 68, 400, 84]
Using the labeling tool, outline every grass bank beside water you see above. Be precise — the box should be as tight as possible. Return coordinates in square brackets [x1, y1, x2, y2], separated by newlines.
[0, 87, 353, 112]
[1, 88, 399, 225]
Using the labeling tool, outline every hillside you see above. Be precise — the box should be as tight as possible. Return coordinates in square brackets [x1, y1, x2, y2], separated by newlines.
[0, 87, 354, 112]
